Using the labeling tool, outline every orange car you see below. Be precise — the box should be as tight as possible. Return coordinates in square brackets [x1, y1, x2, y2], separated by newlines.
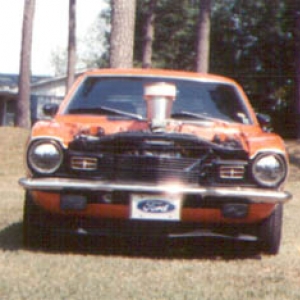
[19, 68, 292, 254]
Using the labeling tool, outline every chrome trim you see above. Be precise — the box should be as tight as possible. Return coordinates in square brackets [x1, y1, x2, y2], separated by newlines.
[70, 157, 98, 171]
[249, 148, 287, 160]
[29, 136, 67, 149]
[51, 226, 258, 241]
[71, 227, 258, 241]
[168, 231, 258, 241]
[19, 177, 292, 204]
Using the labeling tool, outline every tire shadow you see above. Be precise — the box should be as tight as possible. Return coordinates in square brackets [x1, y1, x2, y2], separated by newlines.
[0, 221, 262, 260]
[0, 222, 23, 251]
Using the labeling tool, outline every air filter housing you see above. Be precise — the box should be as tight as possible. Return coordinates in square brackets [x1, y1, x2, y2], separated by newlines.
[144, 82, 176, 131]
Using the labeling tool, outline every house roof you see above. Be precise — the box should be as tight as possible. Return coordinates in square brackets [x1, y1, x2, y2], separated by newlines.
[0, 73, 52, 100]
[30, 71, 84, 89]
[0, 73, 51, 88]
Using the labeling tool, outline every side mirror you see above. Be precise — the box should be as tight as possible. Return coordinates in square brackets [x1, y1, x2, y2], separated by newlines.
[256, 113, 272, 132]
[43, 103, 59, 118]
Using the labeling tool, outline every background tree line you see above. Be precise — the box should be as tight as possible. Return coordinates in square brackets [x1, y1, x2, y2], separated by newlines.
[17, 0, 300, 139]
[134, 0, 300, 138]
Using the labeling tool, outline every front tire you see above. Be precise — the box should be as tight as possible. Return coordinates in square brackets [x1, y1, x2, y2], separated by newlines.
[258, 204, 283, 255]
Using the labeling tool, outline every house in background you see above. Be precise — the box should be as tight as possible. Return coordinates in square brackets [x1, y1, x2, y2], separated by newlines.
[0, 73, 77, 126]
[0, 74, 19, 125]
[30, 76, 68, 123]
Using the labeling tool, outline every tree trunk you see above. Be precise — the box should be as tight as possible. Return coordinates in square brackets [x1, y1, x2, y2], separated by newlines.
[110, 0, 137, 68]
[142, 0, 157, 68]
[196, 0, 211, 73]
[66, 0, 76, 92]
[16, 0, 35, 128]
[294, 6, 300, 138]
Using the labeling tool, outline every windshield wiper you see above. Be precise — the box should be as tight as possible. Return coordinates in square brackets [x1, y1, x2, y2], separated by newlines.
[68, 106, 144, 120]
[171, 111, 229, 123]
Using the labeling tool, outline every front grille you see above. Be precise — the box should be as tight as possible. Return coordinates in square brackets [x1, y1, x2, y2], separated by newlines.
[102, 155, 199, 184]
[219, 165, 245, 179]
[67, 132, 251, 185]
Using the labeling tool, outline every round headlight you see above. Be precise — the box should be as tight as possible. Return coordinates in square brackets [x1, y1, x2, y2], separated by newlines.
[27, 140, 63, 174]
[252, 153, 287, 187]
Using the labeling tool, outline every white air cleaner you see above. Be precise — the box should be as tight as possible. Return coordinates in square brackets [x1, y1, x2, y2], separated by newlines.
[144, 82, 176, 131]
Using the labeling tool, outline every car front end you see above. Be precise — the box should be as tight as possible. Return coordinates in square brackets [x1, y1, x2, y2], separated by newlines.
[19, 69, 291, 254]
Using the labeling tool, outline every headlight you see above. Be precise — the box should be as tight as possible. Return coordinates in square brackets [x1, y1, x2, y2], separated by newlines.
[27, 140, 63, 174]
[251, 153, 287, 187]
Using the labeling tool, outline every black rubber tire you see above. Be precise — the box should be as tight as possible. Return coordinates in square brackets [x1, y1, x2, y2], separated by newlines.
[23, 192, 51, 249]
[258, 204, 283, 255]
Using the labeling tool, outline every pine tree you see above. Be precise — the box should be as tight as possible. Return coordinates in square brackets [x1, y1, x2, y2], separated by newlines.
[16, 0, 36, 128]
[66, 0, 77, 92]
[110, 0, 137, 68]
[196, 0, 211, 73]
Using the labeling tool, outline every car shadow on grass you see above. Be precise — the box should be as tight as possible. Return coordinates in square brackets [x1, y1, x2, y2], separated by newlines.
[0, 221, 262, 260]
[0, 222, 23, 251]
[79, 237, 262, 260]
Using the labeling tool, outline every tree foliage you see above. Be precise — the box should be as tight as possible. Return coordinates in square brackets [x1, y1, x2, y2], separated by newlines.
[133, 0, 298, 137]
[49, 0, 299, 137]
[209, 0, 295, 136]
[50, 2, 110, 76]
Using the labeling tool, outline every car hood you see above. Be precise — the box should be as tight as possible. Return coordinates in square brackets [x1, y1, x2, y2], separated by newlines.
[30, 115, 287, 158]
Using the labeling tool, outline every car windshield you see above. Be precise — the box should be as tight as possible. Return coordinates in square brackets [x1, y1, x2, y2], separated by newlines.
[64, 76, 252, 124]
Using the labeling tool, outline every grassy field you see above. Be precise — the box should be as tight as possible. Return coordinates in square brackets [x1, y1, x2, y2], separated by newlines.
[0, 127, 300, 300]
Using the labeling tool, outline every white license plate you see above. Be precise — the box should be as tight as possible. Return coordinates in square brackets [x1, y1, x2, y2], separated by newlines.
[130, 194, 182, 221]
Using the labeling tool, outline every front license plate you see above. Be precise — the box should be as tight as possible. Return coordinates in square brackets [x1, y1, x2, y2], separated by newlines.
[130, 194, 182, 221]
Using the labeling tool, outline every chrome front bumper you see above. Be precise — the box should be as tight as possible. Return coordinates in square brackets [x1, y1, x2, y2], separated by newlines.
[19, 177, 292, 204]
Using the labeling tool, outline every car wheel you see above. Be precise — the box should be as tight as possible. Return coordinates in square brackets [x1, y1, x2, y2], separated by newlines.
[258, 204, 283, 255]
[23, 192, 51, 249]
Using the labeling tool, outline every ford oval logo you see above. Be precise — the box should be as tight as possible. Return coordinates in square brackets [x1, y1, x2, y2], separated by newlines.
[137, 200, 175, 214]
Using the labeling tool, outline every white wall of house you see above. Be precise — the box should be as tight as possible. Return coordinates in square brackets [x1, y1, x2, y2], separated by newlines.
[1, 72, 83, 125]
[31, 78, 67, 97]
[30, 77, 68, 120]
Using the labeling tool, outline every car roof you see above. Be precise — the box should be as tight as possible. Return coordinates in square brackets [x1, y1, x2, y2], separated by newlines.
[82, 68, 237, 85]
